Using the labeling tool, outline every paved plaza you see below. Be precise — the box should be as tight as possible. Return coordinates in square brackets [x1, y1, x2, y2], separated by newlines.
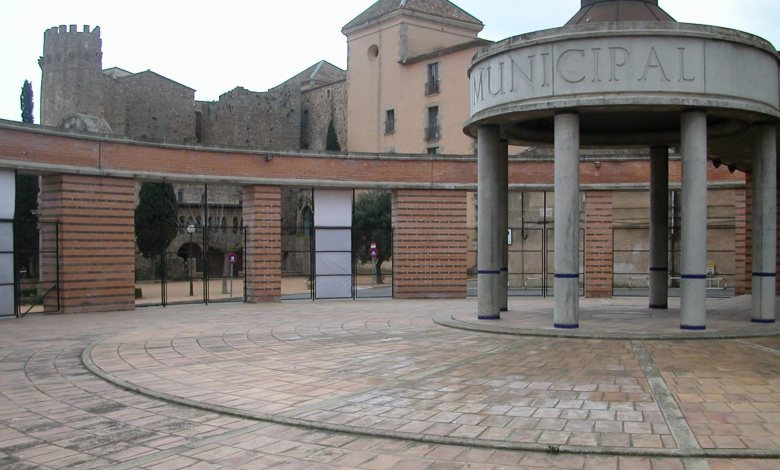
[1, 297, 779, 469]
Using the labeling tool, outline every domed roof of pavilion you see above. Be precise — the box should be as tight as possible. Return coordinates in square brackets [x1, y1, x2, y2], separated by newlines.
[566, 0, 675, 25]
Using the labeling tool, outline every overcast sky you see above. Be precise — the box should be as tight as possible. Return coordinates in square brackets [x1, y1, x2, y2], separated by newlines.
[2, 0, 779, 123]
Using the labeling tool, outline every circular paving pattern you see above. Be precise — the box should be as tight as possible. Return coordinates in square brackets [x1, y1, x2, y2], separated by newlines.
[83, 297, 780, 459]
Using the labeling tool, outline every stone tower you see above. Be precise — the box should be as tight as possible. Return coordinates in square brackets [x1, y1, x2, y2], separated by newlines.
[39, 25, 104, 127]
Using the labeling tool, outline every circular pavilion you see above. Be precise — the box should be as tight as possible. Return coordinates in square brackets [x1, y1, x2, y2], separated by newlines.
[464, 0, 779, 330]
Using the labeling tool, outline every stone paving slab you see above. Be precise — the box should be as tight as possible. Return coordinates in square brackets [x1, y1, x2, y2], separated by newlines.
[1, 297, 779, 469]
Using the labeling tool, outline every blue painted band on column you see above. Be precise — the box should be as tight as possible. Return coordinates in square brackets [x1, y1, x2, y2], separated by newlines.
[554, 273, 579, 279]
[680, 324, 706, 331]
[500, 307, 508, 312]
[500, 268, 508, 273]
[752, 272, 777, 278]
[478, 314, 501, 320]
[649, 304, 668, 309]
[751, 318, 776, 324]
[554, 323, 579, 329]
[649, 267, 668, 272]
[478, 270, 502, 275]
[681, 274, 707, 280]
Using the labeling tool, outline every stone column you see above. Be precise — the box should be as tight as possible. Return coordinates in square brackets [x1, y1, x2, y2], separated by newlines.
[680, 111, 708, 330]
[649, 146, 669, 309]
[478, 125, 502, 320]
[554, 112, 580, 328]
[499, 140, 509, 312]
[751, 125, 777, 323]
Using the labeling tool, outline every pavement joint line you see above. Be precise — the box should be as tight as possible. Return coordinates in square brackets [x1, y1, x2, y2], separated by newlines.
[107, 421, 273, 470]
[684, 458, 712, 470]
[80, 335, 780, 460]
[631, 340, 701, 452]
[735, 339, 780, 355]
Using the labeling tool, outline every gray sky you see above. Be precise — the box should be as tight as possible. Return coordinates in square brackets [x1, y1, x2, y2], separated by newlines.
[3, 0, 779, 123]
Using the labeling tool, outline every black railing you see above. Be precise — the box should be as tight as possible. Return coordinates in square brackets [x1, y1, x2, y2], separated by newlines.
[135, 224, 247, 307]
[425, 80, 440, 95]
[281, 226, 394, 301]
[5, 219, 60, 318]
[424, 126, 440, 142]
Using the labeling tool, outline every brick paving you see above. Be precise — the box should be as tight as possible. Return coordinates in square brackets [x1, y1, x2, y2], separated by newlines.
[0, 297, 778, 468]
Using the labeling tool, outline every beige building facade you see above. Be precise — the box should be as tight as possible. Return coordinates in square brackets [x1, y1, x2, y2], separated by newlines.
[343, 0, 489, 155]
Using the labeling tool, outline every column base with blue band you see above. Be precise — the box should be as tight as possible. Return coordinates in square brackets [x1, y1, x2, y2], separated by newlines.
[478, 270, 502, 320]
[500, 267, 508, 312]
[680, 324, 706, 331]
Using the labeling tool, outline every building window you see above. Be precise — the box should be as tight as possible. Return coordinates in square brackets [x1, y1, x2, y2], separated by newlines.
[427, 147, 439, 154]
[300, 108, 309, 149]
[385, 109, 395, 135]
[177, 190, 184, 203]
[195, 111, 202, 142]
[425, 106, 440, 142]
[426, 62, 440, 95]
[301, 108, 309, 128]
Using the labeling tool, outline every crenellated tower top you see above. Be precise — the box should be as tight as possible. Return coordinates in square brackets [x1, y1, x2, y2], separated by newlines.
[39, 24, 105, 127]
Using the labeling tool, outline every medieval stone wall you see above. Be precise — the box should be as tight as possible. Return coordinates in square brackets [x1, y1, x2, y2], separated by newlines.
[101, 75, 126, 134]
[39, 25, 104, 127]
[200, 86, 299, 150]
[301, 80, 347, 151]
[120, 72, 196, 145]
[40, 26, 346, 154]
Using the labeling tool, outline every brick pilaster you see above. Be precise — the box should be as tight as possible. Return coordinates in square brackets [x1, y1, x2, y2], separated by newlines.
[585, 191, 613, 298]
[392, 190, 467, 298]
[242, 185, 281, 302]
[39, 175, 136, 313]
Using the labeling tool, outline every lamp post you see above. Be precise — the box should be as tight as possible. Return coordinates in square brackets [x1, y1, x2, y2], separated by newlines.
[186, 224, 195, 296]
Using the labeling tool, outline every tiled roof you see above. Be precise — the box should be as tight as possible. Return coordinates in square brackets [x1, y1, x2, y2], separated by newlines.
[343, 0, 482, 32]
[566, 0, 675, 25]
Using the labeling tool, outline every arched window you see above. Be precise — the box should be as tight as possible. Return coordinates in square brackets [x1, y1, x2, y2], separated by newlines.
[232, 216, 239, 233]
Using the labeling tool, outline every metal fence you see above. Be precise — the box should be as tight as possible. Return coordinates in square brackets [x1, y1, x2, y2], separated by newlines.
[2, 219, 59, 318]
[281, 226, 393, 300]
[467, 225, 586, 298]
[135, 224, 246, 307]
[612, 225, 736, 297]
